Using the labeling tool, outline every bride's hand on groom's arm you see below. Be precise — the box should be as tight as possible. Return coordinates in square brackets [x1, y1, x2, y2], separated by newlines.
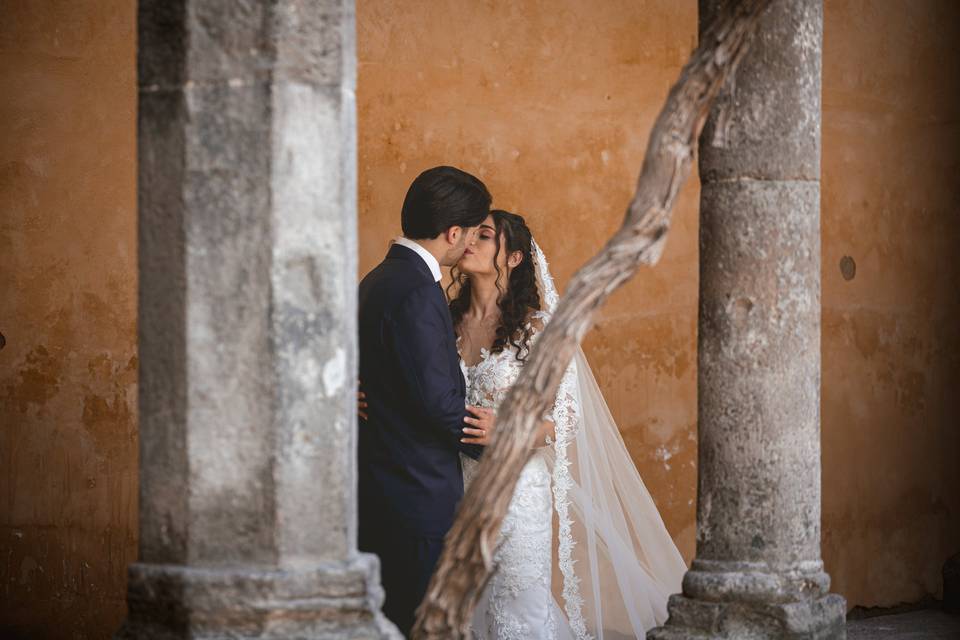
[461, 405, 494, 446]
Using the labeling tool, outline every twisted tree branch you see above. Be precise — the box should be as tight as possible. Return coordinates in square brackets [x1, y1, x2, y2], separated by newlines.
[412, 2, 773, 637]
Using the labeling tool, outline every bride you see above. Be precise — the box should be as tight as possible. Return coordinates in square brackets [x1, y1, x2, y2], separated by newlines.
[450, 209, 687, 639]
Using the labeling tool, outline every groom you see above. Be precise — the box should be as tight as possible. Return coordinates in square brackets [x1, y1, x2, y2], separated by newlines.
[357, 166, 495, 636]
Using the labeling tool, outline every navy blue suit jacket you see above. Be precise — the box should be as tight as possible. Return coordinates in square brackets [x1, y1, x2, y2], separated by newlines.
[357, 243, 481, 538]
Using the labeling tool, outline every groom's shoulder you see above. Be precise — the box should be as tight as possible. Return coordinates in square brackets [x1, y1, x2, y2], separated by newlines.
[361, 255, 424, 290]
[360, 258, 436, 312]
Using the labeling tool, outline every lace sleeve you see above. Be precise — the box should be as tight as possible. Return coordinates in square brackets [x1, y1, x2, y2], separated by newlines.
[525, 311, 576, 431]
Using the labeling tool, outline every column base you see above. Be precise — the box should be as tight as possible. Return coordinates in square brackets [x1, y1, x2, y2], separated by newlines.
[648, 592, 847, 640]
[115, 553, 401, 640]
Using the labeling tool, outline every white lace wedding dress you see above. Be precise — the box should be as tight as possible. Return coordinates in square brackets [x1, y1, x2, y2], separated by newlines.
[459, 311, 567, 640]
[455, 239, 687, 640]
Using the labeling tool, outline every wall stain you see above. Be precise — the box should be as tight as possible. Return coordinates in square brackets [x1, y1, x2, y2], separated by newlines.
[2, 345, 63, 414]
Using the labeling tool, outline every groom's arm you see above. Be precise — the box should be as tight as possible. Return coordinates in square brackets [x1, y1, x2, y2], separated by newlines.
[389, 284, 481, 458]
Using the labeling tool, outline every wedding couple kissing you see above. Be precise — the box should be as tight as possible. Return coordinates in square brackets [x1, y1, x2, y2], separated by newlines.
[358, 166, 686, 639]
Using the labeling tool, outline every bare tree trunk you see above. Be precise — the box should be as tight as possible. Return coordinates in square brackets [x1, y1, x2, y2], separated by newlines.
[412, 1, 774, 638]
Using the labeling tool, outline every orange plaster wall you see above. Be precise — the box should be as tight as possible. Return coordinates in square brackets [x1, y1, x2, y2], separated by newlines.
[357, 0, 960, 613]
[819, 0, 960, 609]
[0, 1, 958, 638]
[357, 0, 704, 568]
[0, 2, 138, 638]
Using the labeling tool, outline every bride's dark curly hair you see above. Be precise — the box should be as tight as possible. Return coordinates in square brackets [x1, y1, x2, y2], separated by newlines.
[447, 210, 541, 362]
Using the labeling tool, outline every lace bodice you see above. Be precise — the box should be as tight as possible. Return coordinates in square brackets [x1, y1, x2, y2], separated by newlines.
[459, 310, 552, 406]
[458, 312, 554, 489]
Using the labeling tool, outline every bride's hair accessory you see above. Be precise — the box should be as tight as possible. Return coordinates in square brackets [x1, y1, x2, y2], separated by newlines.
[531, 238, 560, 315]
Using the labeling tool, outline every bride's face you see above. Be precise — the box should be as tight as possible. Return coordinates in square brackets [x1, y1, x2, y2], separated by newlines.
[457, 214, 504, 277]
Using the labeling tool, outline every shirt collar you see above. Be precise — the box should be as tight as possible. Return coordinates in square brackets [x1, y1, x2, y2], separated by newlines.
[394, 236, 443, 282]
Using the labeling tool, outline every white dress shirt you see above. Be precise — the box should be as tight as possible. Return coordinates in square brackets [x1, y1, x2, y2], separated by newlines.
[394, 236, 443, 283]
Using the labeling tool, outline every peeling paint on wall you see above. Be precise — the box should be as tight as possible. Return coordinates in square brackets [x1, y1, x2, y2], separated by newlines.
[0, 2, 137, 638]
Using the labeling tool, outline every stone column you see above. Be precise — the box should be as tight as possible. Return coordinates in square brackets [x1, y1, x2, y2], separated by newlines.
[119, 1, 398, 637]
[650, 1, 846, 638]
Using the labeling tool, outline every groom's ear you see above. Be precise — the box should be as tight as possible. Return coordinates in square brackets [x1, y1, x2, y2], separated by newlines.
[444, 225, 463, 246]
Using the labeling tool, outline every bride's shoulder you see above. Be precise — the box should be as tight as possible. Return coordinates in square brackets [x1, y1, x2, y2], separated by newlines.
[524, 307, 551, 334]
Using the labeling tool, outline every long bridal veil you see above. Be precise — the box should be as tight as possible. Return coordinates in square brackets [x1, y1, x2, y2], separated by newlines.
[531, 239, 687, 639]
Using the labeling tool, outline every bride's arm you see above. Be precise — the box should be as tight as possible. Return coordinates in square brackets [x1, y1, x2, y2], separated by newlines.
[524, 311, 565, 449]
[532, 419, 556, 448]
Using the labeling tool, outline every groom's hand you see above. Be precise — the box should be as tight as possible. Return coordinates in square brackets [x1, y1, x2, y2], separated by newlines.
[461, 405, 495, 446]
[357, 379, 368, 421]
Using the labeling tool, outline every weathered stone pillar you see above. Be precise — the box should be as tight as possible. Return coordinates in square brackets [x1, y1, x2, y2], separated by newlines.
[119, 1, 398, 637]
[650, 1, 846, 638]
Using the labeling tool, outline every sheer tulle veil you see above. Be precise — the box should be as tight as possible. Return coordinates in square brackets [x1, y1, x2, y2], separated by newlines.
[530, 238, 687, 639]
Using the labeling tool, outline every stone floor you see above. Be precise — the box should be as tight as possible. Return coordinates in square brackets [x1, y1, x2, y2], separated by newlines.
[846, 610, 960, 639]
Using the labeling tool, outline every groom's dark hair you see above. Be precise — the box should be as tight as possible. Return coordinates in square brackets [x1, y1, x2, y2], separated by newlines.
[401, 166, 492, 239]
